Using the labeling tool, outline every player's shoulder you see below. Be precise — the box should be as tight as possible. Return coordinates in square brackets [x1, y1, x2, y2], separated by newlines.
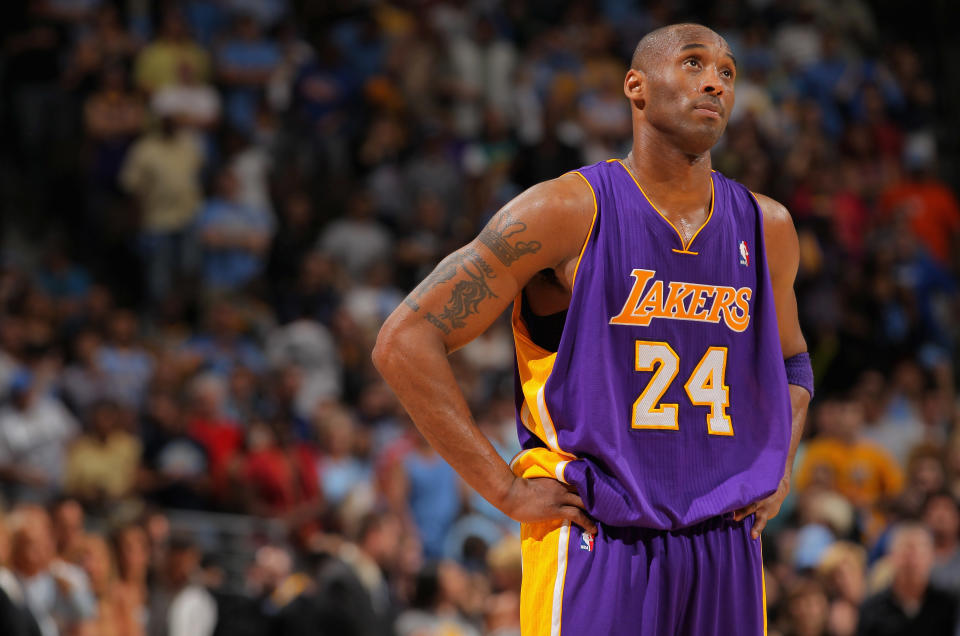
[481, 170, 597, 271]
[748, 191, 796, 247]
[747, 190, 799, 280]
[751, 192, 792, 227]
[507, 170, 597, 226]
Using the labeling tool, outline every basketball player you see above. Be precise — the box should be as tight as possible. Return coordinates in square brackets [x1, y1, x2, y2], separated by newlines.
[374, 23, 812, 635]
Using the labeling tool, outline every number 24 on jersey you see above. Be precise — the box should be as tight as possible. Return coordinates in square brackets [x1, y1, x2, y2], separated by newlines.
[632, 341, 733, 435]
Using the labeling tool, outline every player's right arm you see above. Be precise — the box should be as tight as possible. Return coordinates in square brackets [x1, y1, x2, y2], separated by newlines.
[373, 173, 597, 534]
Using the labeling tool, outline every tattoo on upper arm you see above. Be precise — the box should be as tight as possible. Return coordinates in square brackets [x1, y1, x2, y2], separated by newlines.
[424, 312, 450, 334]
[478, 210, 542, 266]
[403, 248, 499, 333]
[404, 251, 472, 312]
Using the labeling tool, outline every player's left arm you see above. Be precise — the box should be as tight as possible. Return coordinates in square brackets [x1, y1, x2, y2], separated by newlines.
[734, 193, 811, 538]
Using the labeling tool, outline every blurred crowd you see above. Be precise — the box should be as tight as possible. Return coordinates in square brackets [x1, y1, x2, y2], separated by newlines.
[0, 0, 957, 635]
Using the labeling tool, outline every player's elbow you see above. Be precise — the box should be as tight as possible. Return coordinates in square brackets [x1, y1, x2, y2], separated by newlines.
[371, 322, 395, 377]
[372, 316, 413, 381]
[374, 306, 449, 385]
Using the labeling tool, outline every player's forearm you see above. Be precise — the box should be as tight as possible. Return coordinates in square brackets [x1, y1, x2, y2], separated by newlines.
[783, 384, 810, 481]
[372, 320, 517, 509]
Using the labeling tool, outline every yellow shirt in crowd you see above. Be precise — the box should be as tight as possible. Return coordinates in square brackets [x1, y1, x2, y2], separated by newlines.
[64, 432, 142, 500]
[795, 437, 904, 507]
[134, 41, 210, 93]
[120, 130, 203, 233]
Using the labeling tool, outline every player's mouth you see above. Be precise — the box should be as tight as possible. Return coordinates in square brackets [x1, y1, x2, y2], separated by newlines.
[693, 101, 723, 119]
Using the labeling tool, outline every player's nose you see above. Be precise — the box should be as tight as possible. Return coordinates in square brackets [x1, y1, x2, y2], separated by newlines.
[701, 78, 723, 96]
[700, 67, 725, 96]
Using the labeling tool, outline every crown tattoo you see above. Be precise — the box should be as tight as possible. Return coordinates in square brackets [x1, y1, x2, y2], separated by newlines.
[479, 211, 543, 266]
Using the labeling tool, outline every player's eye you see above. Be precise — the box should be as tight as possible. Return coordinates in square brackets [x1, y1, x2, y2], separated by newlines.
[721, 69, 733, 78]
[683, 58, 701, 69]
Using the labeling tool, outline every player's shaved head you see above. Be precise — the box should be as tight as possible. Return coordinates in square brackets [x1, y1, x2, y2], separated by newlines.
[631, 23, 733, 72]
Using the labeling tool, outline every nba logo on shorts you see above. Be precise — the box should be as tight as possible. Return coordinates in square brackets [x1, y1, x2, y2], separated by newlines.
[738, 240, 750, 266]
[580, 533, 595, 552]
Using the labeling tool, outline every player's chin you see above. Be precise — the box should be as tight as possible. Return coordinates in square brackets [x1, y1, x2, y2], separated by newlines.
[680, 127, 725, 154]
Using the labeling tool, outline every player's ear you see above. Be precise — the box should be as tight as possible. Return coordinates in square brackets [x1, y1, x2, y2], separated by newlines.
[624, 69, 645, 110]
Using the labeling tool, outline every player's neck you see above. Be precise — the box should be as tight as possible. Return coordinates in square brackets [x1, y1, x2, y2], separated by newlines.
[626, 133, 713, 211]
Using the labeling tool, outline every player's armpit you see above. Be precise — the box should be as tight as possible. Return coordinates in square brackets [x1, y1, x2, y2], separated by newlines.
[394, 173, 595, 353]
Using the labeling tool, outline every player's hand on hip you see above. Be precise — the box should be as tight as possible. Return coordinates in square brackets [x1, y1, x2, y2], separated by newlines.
[501, 476, 598, 535]
[733, 477, 789, 539]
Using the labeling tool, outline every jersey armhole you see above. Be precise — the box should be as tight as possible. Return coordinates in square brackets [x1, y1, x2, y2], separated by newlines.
[568, 170, 599, 291]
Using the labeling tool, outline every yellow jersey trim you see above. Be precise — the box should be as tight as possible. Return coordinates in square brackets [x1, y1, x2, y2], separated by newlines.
[511, 301, 576, 459]
[568, 170, 598, 289]
[761, 543, 768, 636]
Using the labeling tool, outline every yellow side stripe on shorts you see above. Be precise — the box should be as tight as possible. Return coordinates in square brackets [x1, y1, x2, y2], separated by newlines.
[520, 518, 571, 636]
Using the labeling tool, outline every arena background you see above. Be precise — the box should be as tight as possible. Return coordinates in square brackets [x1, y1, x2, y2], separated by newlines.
[0, 1, 959, 635]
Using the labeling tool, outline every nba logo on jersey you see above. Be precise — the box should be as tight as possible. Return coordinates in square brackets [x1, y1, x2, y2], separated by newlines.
[739, 240, 750, 266]
[580, 533, 595, 552]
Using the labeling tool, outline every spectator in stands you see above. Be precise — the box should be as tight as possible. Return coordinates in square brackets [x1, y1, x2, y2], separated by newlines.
[50, 498, 85, 566]
[235, 418, 320, 521]
[857, 369, 923, 468]
[317, 191, 392, 282]
[352, 512, 403, 627]
[0, 371, 79, 504]
[857, 523, 957, 635]
[817, 542, 866, 636]
[7, 505, 96, 636]
[195, 168, 275, 293]
[180, 300, 266, 377]
[945, 437, 960, 502]
[64, 400, 141, 507]
[79, 533, 143, 636]
[225, 129, 274, 219]
[0, 581, 41, 635]
[216, 544, 290, 636]
[111, 523, 150, 630]
[0, 513, 42, 636]
[146, 534, 217, 636]
[777, 577, 830, 636]
[795, 395, 903, 514]
[35, 242, 92, 313]
[60, 328, 108, 415]
[83, 64, 146, 191]
[119, 116, 204, 303]
[315, 406, 369, 508]
[396, 561, 480, 636]
[342, 260, 405, 336]
[98, 309, 155, 408]
[184, 374, 242, 505]
[65, 6, 140, 87]
[899, 443, 949, 517]
[387, 426, 462, 560]
[879, 138, 960, 266]
[0, 315, 23, 399]
[139, 391, 211, 510]
[273, 251, 341, 327]
[267, 192, 322, 301]
[483, 536, 521, 636]
[216, 14, 281, 133]
[134, 9, 210, 94]
[924, 492, 960, 596]
[151, 64, 222, 134]
[223, 364, 264, 424]
[265, 316, 343, 418]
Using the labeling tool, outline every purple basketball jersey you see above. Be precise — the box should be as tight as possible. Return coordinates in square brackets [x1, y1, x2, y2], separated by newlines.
[513, 159, 792, 530]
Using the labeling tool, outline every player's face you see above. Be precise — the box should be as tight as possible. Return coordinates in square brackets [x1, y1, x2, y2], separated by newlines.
[637, 30, 736, 154]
